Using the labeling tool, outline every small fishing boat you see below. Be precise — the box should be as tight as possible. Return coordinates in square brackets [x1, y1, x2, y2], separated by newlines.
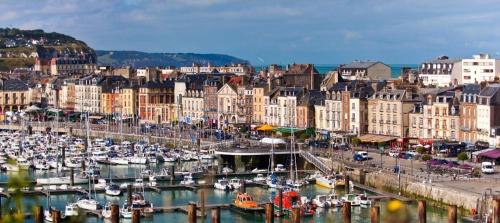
[65, 203, 79, 217]
[105, 184, 121, 196]
[312, 195, 330, 208]
[252, 173, 266, 183]
[232, 192, 264, 212]
[341, 194, 361, 206]
[273, 190, 316, 216]
[102, 202, 113, 218]
[180, 174, 195, 185]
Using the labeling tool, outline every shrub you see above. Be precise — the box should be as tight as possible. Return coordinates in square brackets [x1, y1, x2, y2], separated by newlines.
[421, 154, 432, 161]
[457, 152, 469, 163]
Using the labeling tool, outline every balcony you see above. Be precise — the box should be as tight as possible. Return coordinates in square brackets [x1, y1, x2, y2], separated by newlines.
[386, 120, 391, 124]
[379, 120, 384, 124]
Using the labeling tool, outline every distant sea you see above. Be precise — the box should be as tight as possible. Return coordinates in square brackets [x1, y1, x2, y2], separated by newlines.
[255, 64, 418, 79]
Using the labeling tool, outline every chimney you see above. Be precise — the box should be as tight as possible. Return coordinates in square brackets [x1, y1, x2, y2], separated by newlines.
[310, 64, 315, 90]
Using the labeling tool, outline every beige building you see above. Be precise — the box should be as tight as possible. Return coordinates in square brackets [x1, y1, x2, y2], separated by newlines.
[368, 89, 420, 137]
[217, 83, 238, 128]
[0, 78, 30, 113]
[409, 93, 460, 141]
[118, 86, 138, 117]
[181, 88, 204, 123]
[60, 80, 76, 111]
[252, 85, 266, 124]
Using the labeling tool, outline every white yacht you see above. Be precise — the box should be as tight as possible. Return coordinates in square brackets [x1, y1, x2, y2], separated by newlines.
[94, 179, 107, 190]
[312, 195, 330, 208]
[76, 198, 101, 211]
[214, 178, 233, 191]
[252, 173, 266, 183]
[105, 184, 121, 196]
[109, 157, 129, 165]
[229, 178, 242, 190]
[102, 203, 112, 218]
[129, 155, 148, 165]
[64, 203, 79, 217]
[180, 174, 195, 185]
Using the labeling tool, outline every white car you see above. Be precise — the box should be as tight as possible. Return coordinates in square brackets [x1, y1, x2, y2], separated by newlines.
[356, 151, 369, 159]
[388, 150, 399, 157]
[481, 162, 495, 174]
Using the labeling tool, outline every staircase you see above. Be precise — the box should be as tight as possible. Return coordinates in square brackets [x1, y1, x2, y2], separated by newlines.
[299, 150, 332, 174]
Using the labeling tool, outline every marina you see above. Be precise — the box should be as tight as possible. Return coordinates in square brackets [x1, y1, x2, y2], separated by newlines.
[0, 126, 479, 223]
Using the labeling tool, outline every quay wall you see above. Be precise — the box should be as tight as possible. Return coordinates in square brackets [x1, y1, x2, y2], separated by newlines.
[319, 157, 480, 211]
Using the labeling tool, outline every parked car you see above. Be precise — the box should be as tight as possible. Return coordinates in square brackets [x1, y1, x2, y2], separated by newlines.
[481, 162, 495, 174]
[353, 151, 369, 161]
[388, 150, 399, 157]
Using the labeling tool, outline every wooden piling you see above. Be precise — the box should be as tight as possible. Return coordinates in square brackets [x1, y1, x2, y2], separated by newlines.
[111, 203, 120, 223]
[343, 202, 352, 223]
[345, 175, 350, 192]
[61, 147, 66, 167]
[70, 168, 74, 186]
[211, 207, 220, 223]
[81, 159, 86, 171]
[170, 167, 175, 184]
[127, 184, 133, 206]
[240, 180, 246, 194]
[265, 203, 274, 223]
[34, 206, 44, 223]
[370, 206, 380, 223]
[200, 190, 205, 218]
[493, 198, 500, 223]
[187, 203, 197, 223]
[132, 209, 141, 223]
[418, 200, 427, 223]
[278, 189, 283, 217]
[51, 209, 61, 223]
[447, 205, 457, 223]
[291, 206, 300, 223]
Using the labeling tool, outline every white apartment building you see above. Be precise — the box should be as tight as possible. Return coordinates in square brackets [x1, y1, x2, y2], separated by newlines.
[454, 54, 499, 84]
[420, 54, 500, 87]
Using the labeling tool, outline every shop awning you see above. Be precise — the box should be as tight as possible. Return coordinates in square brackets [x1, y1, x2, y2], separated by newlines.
[273, 127, 303, 134]
[358, 134, 397, 143]
[257, 124, 275, 131]
[478, 149, 500, 159]
[259, 137, 285, 144]
[88, 115, 104, 120]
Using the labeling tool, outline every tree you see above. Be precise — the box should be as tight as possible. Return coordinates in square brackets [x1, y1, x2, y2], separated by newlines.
[352, 138, 361, 147]
[457, 152, 469, 163]
[416, 146, 426, 154]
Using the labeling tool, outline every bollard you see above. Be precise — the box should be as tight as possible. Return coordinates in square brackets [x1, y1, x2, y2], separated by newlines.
[370, 206, 380, 223]
[70, 168, 74, 186]
[418, 200, 427, 223]
[493, 198, 500, 223]
[211, 207, 220, 223]
[200, 190, 206, 218]
[292, 206, 300, 223]
[111, 203, 120, 223]
[51, 209, 61, 223]
[187, 203, 197, 223]
[343, 202, 351, 223]
[127, 184, 133, 206]
[265, 203, 274, 223]
[278, 189, 283, 217]
[132, 209, 141, 223]
[345, 175, 350, 192]
[447, 205, 457, 223]
[34, 206, 44, 223]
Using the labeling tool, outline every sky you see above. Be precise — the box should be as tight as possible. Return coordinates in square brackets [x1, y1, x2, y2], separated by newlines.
[1, 0, 500, 65]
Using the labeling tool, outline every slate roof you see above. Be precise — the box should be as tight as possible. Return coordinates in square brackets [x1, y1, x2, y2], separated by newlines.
[341, 61, 385, 69]
[1, 78, 29, 91]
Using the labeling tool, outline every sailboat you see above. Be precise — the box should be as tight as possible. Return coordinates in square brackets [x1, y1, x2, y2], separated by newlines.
[105, 162, 121, 196]
[76, 112, 101, 211]
[266, 136, 279, 188]
[44, 190, 54, 222]
[285, 125, 304, 190]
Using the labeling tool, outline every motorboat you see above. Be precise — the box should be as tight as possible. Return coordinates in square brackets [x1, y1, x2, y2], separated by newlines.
[214, 178, 233, 191]
[341, 194, 361, 206]
[274, 164, 286, 172]
[34, 160, 50, 170]
[315, 175, 336, 189]
[102, 202, 112, 218]
[222, 167, 233, 174]
[252, 173, 266, 183]
[129, 155, 148, 165]
[133, 179, 144, 188]
[77, 198, 101, 211]
[64, 203, 79, 217]
[95, 179, 107, 190]
[180, 174, 195, 185]
[120, 203, 132, 218]
[312, 195, 330, 208]
[109, 157, 129, 165]
[36, 176, 88, 185]
[273, 190, 316, 216]
[105, 184, 122, 196]
[326, 193, 342, 207]
[229, 178, 242, 190]
[357, 193, 372, 206]
[17, 157, 32, 169]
